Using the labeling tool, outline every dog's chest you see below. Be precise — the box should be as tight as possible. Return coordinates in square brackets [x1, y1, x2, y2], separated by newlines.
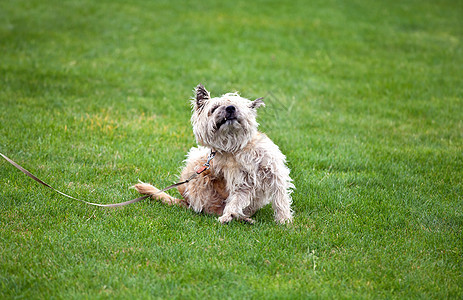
[212, 154, 259, 188]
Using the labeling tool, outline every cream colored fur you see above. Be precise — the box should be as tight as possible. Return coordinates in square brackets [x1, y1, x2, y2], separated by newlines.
[134, 84, 294, 224]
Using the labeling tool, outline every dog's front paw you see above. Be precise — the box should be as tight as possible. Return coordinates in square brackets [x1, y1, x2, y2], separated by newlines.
[218, 214, 233, 224]
[276, 215, 293, 225]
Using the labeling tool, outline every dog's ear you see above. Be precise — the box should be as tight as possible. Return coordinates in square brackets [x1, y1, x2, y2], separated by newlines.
[194, 84, 210, 110]
[250, 97, 265, 109]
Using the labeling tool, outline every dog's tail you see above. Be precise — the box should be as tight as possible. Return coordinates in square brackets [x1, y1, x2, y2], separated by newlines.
[132, 181, 187, 207]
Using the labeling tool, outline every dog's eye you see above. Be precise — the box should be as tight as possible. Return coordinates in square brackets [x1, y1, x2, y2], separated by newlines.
[209, 105, 219, 115]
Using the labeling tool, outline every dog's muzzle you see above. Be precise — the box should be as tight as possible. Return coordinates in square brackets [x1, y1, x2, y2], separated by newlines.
[216, 105, 238, 130]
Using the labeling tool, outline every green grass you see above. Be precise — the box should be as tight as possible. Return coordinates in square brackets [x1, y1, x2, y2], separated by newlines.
[1, 0, 462, 298]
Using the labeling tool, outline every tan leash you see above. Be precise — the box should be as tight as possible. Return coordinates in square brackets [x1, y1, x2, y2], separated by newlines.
[0, 151, 215, 207]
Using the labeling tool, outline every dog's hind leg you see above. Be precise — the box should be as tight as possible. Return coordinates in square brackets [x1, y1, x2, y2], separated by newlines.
[133, 182, 187, 207]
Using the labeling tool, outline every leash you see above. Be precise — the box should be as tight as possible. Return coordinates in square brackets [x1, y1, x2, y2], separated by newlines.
[0, 151, 215, 207]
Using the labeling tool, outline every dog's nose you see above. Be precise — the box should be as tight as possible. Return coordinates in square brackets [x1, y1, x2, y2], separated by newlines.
[225, 105, 236, 113]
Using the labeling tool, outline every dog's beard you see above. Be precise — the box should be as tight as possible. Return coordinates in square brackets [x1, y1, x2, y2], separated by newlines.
[194, 116, 257, 153]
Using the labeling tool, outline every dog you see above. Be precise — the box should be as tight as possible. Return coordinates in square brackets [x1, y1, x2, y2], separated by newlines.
[134, 84, 294, 224]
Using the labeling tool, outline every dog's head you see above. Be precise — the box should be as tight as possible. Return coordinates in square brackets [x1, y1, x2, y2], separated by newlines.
[191, 84, 265, 153]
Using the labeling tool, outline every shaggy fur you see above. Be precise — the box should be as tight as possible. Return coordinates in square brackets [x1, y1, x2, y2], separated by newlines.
[134, 84, 294, 224]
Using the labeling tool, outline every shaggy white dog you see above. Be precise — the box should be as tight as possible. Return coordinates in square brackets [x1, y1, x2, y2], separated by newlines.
[134, 84, 294, 224]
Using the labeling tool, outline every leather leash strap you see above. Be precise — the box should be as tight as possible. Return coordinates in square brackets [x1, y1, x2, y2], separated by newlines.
[0, 151, 215, 207]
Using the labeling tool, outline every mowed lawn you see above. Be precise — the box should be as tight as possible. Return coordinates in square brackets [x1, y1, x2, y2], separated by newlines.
[1, 0, 462, 298]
